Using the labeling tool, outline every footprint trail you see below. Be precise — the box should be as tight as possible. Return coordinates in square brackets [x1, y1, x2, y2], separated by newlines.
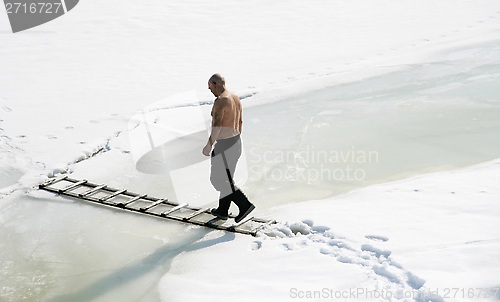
[256, 220, 444, 301]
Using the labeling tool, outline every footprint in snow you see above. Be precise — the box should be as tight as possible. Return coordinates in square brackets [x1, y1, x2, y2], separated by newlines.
[251, 241, 262, 250]
[328, 239, 355, 251]
[361, 244, 391, 258]
[365, 234, 389, 242]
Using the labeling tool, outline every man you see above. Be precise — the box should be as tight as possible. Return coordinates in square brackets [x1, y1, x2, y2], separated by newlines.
[202, 73, 255, 223]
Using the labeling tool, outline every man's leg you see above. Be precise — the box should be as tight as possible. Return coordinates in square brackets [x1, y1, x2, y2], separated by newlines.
[210, 148, 233, 219]
[221, 142, 255, 223]
[211, 193, 230, 220]
[210, 137, 255, 222]
[231, 189, 255, 223]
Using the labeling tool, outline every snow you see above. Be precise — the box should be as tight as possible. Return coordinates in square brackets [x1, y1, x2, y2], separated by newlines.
[159, 159, 500, 302]
[1, 0, 500, 301]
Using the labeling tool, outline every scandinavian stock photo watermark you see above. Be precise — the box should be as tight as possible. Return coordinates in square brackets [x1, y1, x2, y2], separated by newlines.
[289, 287, 500, 300]
[249, 145, 379, 183]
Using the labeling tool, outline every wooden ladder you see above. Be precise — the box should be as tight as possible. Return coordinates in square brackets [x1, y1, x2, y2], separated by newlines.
[38, 175, 276, 236]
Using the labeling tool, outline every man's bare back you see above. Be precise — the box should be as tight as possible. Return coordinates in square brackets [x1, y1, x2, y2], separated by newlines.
[211, 91, 242, 139]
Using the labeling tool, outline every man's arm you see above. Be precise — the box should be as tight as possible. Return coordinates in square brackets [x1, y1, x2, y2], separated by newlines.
[202, 98, 227, 156]
[209, 98, 227, 143]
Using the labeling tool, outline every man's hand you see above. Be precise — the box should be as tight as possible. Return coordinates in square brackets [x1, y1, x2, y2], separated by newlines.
[202, 143, 212, 156]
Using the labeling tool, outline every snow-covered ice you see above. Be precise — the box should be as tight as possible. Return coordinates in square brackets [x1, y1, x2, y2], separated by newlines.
[1, 0, 500, 301]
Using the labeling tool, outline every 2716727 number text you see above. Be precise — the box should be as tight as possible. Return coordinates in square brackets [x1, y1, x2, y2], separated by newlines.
[5, 2, 62, 14]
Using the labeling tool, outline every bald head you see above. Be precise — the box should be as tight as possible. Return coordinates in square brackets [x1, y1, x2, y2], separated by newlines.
[208, 73, 226, 97]
[209, 73, 225, 85]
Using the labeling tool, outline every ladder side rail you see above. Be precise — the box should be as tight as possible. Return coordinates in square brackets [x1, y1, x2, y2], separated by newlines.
[40, 185, 63, 194]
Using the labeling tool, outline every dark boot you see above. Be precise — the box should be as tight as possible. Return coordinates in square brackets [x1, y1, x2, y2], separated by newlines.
[210, 194, 231, 220]
[232, 189, 255, 223]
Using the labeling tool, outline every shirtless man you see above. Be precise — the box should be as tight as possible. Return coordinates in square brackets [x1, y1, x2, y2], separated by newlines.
[202, 74, 255, 222]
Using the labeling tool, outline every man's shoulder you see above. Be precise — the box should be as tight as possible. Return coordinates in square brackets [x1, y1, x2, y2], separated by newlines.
[230, 91, 240, 100]
[216, 93, 238, 105]
[215, 96, 230, 105]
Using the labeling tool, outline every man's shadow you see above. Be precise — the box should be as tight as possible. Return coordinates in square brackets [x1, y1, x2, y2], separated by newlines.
[47, 229, 235, 302]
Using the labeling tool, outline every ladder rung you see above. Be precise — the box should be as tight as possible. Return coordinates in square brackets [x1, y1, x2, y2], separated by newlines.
[99, 189, 127, 202]
[161, 203, 189, 217]
[79, 184, 107, 197]
[183, 207, 210, 221]
[252, 217, 273, 224]
[140, 199, 167, 212]
[41, 175, 68, 188]
[119, 194, 147, 207]
[230, 216, 254, 229]
[59, 180, 87, 193]
[251, 219, 277, 234]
